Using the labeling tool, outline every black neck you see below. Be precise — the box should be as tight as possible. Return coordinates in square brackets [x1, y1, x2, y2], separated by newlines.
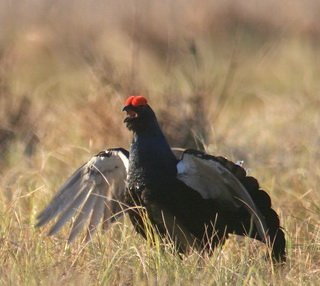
[128, 122, 177, 187]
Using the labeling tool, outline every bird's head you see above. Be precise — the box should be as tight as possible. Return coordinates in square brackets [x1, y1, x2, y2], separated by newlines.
[123, 95, 157, 133]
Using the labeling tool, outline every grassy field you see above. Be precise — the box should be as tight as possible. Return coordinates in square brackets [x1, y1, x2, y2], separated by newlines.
[1, 1, 320, 285]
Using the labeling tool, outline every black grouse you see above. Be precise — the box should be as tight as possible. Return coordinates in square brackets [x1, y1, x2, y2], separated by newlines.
[37, 95, 286, 262]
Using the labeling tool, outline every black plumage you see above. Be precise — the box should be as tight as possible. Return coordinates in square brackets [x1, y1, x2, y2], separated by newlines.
[37, 95, 286, 262]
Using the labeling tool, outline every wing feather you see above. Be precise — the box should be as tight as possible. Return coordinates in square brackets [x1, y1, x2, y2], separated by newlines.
[86, 189, 106, 240]
[36, 167, 85, 227]
[48, 184, 94, 236]
[176, 150, 267, 241]
[68, 189, 98, 242]
[36, 148, 129, 241]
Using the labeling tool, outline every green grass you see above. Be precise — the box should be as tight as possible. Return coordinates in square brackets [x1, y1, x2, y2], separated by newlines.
[1, 1, 320, 285]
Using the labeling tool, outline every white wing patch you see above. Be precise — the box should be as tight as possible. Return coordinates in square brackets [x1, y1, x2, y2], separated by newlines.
[177, 155, 236, 203]
[176, 152, 267, 241]
[36, 149, 129, 242]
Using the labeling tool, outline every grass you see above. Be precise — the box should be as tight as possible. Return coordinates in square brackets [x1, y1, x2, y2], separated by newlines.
[1, 1, 320, 285]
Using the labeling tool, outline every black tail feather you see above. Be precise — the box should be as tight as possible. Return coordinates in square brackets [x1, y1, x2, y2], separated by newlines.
[208, 155, 286, 262]
[241, 181, 285, 262]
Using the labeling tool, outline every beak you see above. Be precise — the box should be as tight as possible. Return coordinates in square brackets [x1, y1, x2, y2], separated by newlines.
[123, 105, 138, 122]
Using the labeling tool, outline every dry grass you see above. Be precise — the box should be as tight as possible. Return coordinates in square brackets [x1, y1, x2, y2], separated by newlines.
[1, 1, 320, 285]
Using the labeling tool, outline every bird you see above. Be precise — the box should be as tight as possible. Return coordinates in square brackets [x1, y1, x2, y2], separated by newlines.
[36, 95, 286, 262]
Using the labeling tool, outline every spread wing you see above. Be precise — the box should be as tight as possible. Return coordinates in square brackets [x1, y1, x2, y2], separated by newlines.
[36, 148, 129, 242]
[36, 147, 185, 242]
[176, 149, 268, 241]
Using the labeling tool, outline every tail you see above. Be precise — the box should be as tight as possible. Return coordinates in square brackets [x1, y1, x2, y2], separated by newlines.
[241, 176, 286, 263]
[214, 156, 286, 263]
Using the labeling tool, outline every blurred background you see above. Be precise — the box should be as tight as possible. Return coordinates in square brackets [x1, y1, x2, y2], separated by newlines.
[0, 1, 320, 280]
[1, 0, 319, 152]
